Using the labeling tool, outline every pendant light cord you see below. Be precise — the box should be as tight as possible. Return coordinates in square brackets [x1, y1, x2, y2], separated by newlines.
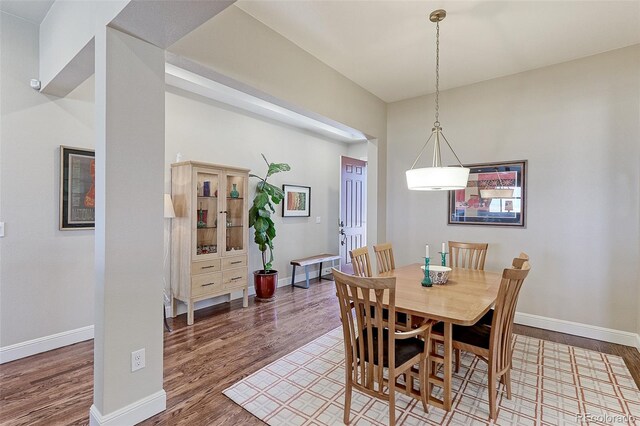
[434, 19, 440, 128]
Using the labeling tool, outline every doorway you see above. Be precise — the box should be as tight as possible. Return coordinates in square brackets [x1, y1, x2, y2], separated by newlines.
[339, 156, 367, 274]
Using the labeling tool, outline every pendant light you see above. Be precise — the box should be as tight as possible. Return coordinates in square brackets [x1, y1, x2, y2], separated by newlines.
[406, 9, 470, 191]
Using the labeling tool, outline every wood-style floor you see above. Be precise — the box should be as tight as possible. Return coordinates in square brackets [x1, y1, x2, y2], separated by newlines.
[1, 278, 639, 425]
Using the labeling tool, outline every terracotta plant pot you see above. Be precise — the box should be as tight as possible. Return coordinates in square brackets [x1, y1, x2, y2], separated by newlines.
[254, 270, 278, 302]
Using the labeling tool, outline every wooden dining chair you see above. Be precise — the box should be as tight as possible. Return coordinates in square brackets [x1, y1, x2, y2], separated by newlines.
[373, 242, 395, 274]
[349, 246, 372, 277]
[372, 242, 413, 331]
[448, 241, 489, 270]
[476, 252, 529, 326]
[511, 252, 529, 269]
[443, 241, 489, 370]
[447, 261, 531, 420]
[333, 268, 435, 426]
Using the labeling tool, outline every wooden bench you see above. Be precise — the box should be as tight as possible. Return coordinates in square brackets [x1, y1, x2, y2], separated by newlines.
[290, 254, 340, 289]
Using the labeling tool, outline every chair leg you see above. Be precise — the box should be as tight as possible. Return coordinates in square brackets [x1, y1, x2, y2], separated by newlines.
[388, 377, 396, 426]
[454, 348, 460, 373]
[420, 355, 430, 413]
[504, 369, 512, 400]
[344, 380, 353, 424]
[488, 369, 497, 420]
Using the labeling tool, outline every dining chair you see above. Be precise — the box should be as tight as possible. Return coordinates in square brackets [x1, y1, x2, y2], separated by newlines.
[511, 252, 529, 269]
[349, 246, 372, 277]
[372, 242, 412, 331]
[432, 260, 531, 420]
[333, 268, 435, 426]
[476, 252, 529, 326]
[448, 241, 489, 270]
[373, 242, 395, 274]
[444, 241, 489, 370]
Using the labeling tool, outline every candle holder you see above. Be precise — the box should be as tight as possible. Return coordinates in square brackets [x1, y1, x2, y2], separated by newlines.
[421, 257, 432, 287]
[439, 251, 448, 267]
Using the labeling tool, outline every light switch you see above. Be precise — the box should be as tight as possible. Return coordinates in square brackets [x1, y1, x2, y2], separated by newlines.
[0, 222, 4, 237]
[315, 216, 321, 224]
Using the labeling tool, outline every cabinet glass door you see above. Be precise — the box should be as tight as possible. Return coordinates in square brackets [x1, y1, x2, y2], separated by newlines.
[195, 170, 221, 257]
[225, 173, 246, 253]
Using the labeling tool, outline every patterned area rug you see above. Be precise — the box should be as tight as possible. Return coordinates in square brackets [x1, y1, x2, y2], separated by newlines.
[223, 327, 639, 425]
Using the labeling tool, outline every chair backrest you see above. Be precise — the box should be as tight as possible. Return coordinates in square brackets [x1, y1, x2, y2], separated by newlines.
[333, 268, 396, 396]
[448, 241, 489, 270]
[512, 252, 529, 269]
[373, 242, 395, 274]
[489, 261, 531, 374]
[349, 246, 372, 277]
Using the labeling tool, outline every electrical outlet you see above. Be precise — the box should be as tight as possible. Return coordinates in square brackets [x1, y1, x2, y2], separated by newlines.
[131, 348, 145, 372]
[315, 216, 321, 224]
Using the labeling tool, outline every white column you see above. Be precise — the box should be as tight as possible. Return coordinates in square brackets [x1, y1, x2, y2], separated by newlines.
[91, 26, 165, 425]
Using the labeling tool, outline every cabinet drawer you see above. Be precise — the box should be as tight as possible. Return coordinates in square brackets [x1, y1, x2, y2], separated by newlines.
[191, 272, 222, 297]
[223, 269, 247, 289]
[223, 255, 247, 269]
[191, 259, 221, 275]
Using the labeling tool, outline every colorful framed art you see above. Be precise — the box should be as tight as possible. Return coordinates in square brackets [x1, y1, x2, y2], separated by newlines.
[448, 160, 527, 227]
[60, 146, 95, 230]
[282, 184, 311, 217]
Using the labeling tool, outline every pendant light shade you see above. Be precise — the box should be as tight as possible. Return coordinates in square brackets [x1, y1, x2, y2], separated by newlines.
[406, 9, 470, 191]
[407, 166, 470, 191]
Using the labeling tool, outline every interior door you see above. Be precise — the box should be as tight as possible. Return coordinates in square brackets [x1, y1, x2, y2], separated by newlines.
[339, 156, 367, 273]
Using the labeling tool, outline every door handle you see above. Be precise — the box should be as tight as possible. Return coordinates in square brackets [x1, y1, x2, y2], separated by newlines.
[338, 219, 346, 245]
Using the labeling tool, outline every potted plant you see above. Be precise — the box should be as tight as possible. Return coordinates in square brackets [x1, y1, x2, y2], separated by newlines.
[249, 154, 291, 301]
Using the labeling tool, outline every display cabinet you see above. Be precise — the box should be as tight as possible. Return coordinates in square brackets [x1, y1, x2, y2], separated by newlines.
[171, 161, 249, 325]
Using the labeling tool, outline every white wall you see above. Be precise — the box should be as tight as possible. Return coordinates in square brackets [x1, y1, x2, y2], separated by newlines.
[0, 12, 95, 348]
[166, 87, 348, 284]
[169, 4, 388, 244]
[387, 45, 640, 333]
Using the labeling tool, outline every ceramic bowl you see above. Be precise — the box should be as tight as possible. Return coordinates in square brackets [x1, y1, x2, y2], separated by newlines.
[420, 265, 452, 284]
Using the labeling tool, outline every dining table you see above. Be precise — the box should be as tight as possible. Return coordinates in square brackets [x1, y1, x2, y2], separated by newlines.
[378, 263, 502, 411]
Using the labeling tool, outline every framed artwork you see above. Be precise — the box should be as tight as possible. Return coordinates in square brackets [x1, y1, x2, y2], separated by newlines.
[60, 146, 95, 230]
[282, 184, 311, 217]
[448, 160, 527, 227]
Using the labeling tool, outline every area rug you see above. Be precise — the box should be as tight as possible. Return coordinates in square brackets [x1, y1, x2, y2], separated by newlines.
[223, 327, 639, 425]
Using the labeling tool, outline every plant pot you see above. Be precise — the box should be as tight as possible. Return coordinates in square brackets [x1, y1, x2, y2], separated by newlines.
[254, 270, 278, 302]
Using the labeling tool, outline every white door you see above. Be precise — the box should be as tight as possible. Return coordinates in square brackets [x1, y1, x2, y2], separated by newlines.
[339, 156, 367, 273]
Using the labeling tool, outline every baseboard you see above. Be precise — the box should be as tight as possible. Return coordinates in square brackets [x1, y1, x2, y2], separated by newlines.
[514, 312, 639, 348]
[89, 390, 166, 426]
[0, 325, 94, 364]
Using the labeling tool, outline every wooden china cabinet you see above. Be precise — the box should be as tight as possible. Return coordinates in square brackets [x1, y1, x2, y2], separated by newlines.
[171, 161, 249, 325]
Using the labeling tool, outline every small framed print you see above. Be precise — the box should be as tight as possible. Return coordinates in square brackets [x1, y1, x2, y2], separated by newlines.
[282, 184, 311, 217]
[60, 146, 95, 230]
[448, 160, 527, 227]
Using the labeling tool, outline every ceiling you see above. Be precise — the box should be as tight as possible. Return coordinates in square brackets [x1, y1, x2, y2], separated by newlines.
[2, 1, 638, 103]
[235, 0, 640, 102]
[0, 0, 53, 24]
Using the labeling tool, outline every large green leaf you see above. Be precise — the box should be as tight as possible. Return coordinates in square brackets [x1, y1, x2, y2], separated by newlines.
[253, 191, 269, 209]
[267, 162, 291, 177]
[258, 209, 270, 218]
[248, 205, 258, 227]
[254, 232, 267, 245]
[266, 225, 276, 239]
[254, 217, 268, 232]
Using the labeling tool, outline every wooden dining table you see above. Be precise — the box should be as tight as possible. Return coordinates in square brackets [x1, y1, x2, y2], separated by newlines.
[378, 263, 502, 411]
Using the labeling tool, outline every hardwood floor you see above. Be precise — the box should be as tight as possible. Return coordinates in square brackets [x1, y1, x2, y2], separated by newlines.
[1, 278, 639, 425]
